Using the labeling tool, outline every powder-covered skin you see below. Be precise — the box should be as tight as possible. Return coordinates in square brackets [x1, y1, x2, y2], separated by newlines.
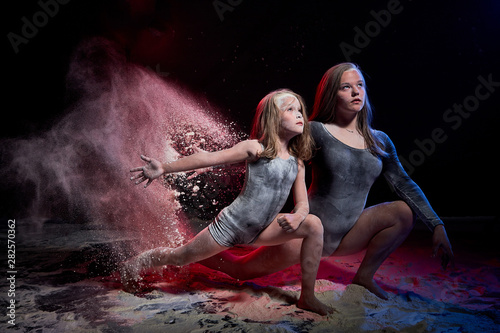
[209, 153, 298, 247]
[308, 121, 444, 256]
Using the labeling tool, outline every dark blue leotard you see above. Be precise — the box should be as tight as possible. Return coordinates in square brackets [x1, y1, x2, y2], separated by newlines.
[308, 121, 444, 256]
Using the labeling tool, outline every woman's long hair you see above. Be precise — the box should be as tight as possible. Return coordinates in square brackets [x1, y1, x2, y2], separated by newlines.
[309, 63, 387, 156]
[250, 89, 314, 161]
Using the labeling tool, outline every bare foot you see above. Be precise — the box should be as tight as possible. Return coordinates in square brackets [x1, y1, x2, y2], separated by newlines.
[352, 276, 388, 300]
[297, 296, 335, 316]
[118, 262, 142, 293]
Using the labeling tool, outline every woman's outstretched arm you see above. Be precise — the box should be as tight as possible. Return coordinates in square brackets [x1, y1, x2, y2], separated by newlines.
[379, 131, 454, 269]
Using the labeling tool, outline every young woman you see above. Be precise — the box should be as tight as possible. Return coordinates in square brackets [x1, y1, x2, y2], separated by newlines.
[121, 89, 332, 316]
[199, 63, 454, 300]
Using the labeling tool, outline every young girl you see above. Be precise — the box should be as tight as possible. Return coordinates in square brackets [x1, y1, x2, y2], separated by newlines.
[122, 89, 332, 316]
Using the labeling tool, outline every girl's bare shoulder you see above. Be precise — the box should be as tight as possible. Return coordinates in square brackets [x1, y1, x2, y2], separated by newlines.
[233, 139, 262, 161]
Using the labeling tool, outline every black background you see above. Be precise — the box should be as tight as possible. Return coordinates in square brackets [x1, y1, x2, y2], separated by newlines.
[3, 0, 499, 219]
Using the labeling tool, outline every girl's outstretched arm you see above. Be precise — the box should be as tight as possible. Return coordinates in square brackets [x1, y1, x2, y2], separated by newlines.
[277, 159, 310, 232]
[130, 139, 262, 188]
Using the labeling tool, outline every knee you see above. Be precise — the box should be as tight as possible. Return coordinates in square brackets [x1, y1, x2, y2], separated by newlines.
[391, 201, 415, 231]
[302, 214, 324, 237]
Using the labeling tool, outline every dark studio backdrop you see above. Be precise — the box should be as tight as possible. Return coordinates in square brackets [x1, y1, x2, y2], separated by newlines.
[3, 0, 499, 224]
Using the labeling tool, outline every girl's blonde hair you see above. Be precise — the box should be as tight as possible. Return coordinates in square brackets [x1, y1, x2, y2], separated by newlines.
[309, 63, 387, 157]
[250, 89, 314, 161]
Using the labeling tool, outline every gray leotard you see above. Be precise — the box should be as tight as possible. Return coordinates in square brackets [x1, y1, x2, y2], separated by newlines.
[308, 121, 444, 256]
[209, 152, 298, 247]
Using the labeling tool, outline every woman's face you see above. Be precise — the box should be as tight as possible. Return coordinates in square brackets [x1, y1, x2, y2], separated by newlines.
[336, 69, 366, 115]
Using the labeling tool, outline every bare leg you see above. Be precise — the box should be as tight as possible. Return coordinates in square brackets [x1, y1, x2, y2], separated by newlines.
[333, 201, 415, 299]
[253, 214, 333, 315]
[297, 220, 333, 315]
[120, 227, 228, 292]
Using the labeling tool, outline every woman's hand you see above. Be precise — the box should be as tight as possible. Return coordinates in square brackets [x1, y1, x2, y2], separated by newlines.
[432, 225, 455, 270]
[130, 155, 165, 188]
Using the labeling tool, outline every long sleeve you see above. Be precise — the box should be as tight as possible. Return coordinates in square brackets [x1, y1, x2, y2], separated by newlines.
[378, 131, 444, 231]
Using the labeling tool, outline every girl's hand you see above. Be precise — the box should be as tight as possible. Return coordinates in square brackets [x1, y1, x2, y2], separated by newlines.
[277, 214, 304, 233]
[130, 155, 165, 188]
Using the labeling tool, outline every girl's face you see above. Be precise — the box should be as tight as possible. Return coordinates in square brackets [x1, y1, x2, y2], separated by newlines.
[336, 69, 366, 115]
[278, 94, 304, 138]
